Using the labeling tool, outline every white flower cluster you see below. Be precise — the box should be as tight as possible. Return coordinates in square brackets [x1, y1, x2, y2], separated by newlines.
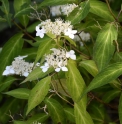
[36, 19, 77, 39]
[74, 31, 90, 46]
[40, 48, 76, 72]
[50, 4, 78, 16]
[3, 55, 40, 77]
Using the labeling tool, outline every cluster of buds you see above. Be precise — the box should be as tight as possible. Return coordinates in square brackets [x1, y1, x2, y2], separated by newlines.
[40, 48, 76, 72]
[36, 19, 77, 39]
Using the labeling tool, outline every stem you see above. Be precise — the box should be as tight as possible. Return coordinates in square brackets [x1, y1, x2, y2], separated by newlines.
[114, 40, 119, 52]
[51, 81, 74, 106]
[105, 0, 118, 22]
[117, 9, 122, 21]
[88, 92, 118, 110]
[12, 20, 36, 42]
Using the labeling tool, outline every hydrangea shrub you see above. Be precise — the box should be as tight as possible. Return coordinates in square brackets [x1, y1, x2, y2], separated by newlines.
[0, 0, 122, 124]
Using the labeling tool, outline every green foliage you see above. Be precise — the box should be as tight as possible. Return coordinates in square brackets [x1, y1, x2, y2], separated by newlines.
[0, 0, 122, 123]
[26, 113, 49, 123]
[45, 98, 66, 124]
[66, 0, 90, 24]
[89, 0, 114, 21]
[80, 62, 122, 99]
[0, 33, 24, 81]
[26, 76, 51, 115]
[93, 23, 118, 71]
[4, 88, 30, 99]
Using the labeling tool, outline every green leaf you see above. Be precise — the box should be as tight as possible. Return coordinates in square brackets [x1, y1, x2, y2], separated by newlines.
[102, 89, 121, 103]
[38, 0, 77, 7]
[22, 67, 53, 84]
[0, 0, 12, 26]
[89, 0, 114, 21]
[0, 33, 24, 82]
[52, 79, 70, 97]
[20, 48, 37, 60]
[27, 21, 40, 33]
[0, 16, 6, 22]
[62, 36, 76, 46]
[14, 0, 31, 27]
[26, 76, 51, 115]
[114, 52, 122, 62]
[35, 38, 56, 64]
[89, 102, 105, 124]
[64, 108, 75, 123]
[4, 88, 30, 99]
[66, 60, 93, 123]
[66, 60, 87, 104]
[13, 121, 26, 124]
[74, 103, 94, 124]
[0, 77, 16, 92]
[80, 62, 122, 99]
[14, 6, 32, 18]
[0, 0, 9, 13]
[0, 98, 19, 123]
[45, 98, 66, 124]
[26, 113, 49, 124]
[66, 0, 90, 24]
[93, 23, 117, 71]
[79, 60, 98, 77]
[119, 93, 122, 124]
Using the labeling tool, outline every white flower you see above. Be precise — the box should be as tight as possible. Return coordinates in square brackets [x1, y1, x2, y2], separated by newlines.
[3, 55, 39, 77]
[50, 4, 78, 17]
[64, 28, 77, 39]
[36, 25, 46, 38]
[66, 50, 76, 60]
[23, 72, 29, 77]
[3, 66, 15, 76]
[40, 63, 49, 72]
[50, 6, 62, 16]
[79, 31, 90, 41]
[61, 4, 78, 16]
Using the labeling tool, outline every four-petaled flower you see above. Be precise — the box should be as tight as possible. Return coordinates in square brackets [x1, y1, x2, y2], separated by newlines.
[66, 50, 76, 60]
[64, 28, 77, 39]
[40, 63, 49, 72]
[3, 66, 15, 76]
[36, 24, 46, 38]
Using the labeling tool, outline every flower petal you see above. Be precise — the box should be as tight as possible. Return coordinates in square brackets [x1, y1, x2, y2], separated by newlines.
[3, 70, 9, 75]
[66, 52, 70, 58]
[70, 55, 76, 60]
[23, 72, 29, 77]
[55, 68, 61, 72]
[42, 67, 48, 72]
[61, 67, 68, 71]
[10, 69, 15, 74]
[70, 50, 75, 54]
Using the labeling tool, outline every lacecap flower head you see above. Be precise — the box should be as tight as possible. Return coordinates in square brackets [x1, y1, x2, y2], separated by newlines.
[50, 4, 78, 17]
[36, 19, 77, 39]
[40, 48, 76, 73]
[3, 55, 40, 77]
